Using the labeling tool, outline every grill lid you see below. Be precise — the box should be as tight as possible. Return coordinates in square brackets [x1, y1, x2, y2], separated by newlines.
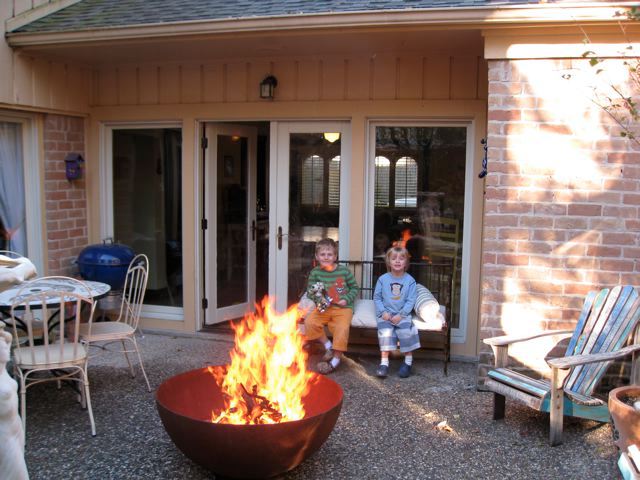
[77, 238, 134, 266]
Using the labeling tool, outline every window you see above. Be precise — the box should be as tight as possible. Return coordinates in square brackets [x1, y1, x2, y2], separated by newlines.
[0, 112, 42, 269]
[394, 156, 417, 207]
[0, 122, 25, 252]
[301, 155, 324, 205]
[374, 156, 390, 207]
[328, 156, 341, 207]
[111, 128, 183, 308]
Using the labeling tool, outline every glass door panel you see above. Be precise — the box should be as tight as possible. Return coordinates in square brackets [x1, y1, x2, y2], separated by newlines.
[205, 124, 256, 324]
[286, 133, 341, 305]
[270, 123, 350, 312]
[371, 126, 466, 329]
[216, 135, 249, 308]
[112, 128, 183, 307]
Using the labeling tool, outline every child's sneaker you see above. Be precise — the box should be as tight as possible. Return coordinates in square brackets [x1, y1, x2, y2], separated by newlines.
[398, 362, 412, 378]
[376, 364, 389, 378]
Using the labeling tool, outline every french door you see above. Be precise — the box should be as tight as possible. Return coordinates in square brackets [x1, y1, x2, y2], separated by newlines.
[269, 121, 351, 312]
[204, 124, 257, 324]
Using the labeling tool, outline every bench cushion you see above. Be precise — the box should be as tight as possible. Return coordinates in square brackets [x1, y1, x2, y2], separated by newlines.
[351, 299, 445, 331]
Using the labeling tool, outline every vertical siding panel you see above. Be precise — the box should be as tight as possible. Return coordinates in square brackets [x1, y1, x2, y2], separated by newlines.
[66, 64, 91, 112]
[118, 66, 138, 105]
[202, 62, 223, 103]
[226, 62, 247, 102]
[297, 59, 320, 101]
[423, 56, 450, 100]
[346, 57, 369, 101]
[13, 55, 34, 106]
[272, 60, 296, 101]
[97, 67, 118, 106]
[371, 54, 396, 100]
[181, 64, 202, 104]
[0, 1, 13, 104]
[248, 60, 272, 102]
[397, 56, 422, 100]
[138, 65, 158, 105]
[321, 58, 345, 100]
[13, 0, 32, 15]
[477, 57, 489, 100]
[451, 56, 478, 99]
[32, 57, 51, 108]
[158, 65, 180, 104]
[49, 62, 67, 110]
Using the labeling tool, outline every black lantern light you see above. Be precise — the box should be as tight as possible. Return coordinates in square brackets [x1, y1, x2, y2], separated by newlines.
[259, 75, 278, 100]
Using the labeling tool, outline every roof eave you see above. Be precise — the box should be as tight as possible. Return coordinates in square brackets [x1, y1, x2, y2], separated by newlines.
[6, 4, 631, 48]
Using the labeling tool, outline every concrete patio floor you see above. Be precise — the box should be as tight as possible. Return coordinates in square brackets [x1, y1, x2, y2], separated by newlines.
[21, 332, 621, 479]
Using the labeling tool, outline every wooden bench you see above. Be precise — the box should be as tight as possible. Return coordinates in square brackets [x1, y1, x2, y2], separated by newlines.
[338, 260, 453, 374]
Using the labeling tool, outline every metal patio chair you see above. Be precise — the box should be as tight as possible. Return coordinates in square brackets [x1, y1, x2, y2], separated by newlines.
[9, 276, 97, 439]
[79, 254, 151, 391]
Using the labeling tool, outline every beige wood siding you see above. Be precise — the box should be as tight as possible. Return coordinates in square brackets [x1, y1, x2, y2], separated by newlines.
[91, 55, 486, 107]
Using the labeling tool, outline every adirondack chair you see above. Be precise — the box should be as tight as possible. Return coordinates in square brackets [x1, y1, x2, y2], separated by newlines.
[483, 285, 640, 446]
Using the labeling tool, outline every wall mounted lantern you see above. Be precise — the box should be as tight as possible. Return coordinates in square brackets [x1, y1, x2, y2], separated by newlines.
[65, 153, 84, 181]
[260, 75, 278, 100]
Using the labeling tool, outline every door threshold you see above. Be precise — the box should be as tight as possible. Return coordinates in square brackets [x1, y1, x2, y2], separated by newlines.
[200, 318, 244, 334]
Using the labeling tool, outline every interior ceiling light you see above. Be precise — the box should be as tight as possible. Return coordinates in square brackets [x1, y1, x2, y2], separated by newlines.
[323, 132, 340, 143]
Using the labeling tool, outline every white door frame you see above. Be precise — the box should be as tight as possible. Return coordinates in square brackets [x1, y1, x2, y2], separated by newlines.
[268, 121, 351, 313]
[204, 123, 257, 324]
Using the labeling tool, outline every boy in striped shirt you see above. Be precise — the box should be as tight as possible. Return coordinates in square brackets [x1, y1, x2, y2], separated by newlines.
[304, 238, 358, 374]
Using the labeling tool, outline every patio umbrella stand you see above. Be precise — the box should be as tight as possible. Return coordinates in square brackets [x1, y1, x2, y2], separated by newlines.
[156, 366, 343, 479]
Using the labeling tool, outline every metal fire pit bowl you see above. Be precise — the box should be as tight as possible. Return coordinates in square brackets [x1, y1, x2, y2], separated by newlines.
[156, 366, 343, 479]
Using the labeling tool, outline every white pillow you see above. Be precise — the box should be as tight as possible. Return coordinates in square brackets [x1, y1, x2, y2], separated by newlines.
[351, 299, 377, 328]
[414, 284, 439, 319]
[414, 306, 446, 331]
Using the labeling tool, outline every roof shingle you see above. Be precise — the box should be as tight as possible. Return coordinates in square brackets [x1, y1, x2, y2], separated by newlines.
[14, 0, 546, 33]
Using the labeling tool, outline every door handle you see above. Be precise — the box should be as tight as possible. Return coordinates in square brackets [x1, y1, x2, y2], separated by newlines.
[277, 226, 287, 250]
[251, 220, 256, 241]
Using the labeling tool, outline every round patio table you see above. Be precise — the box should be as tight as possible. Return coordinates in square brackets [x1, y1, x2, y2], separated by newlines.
[0, 278, 111, 332]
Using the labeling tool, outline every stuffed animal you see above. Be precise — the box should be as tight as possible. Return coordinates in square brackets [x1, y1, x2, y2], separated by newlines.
[307, 282, 332, 313]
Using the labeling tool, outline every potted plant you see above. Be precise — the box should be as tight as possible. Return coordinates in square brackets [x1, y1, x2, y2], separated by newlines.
[609, 386, 640, 452]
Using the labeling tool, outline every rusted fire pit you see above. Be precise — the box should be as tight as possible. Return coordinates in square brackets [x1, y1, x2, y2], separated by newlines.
[156, 366, 343, 479]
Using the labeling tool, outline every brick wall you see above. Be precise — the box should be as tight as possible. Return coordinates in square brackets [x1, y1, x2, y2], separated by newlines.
[479, 58, 640, 385]
[43, 114, 88, 276]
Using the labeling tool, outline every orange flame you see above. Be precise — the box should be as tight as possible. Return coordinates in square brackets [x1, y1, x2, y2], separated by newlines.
[208, 296, 315, 424]
[393, 229, 412, 248]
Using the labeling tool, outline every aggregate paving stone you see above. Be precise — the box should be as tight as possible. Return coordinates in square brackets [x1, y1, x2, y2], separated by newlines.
[20, 332, 620, 479]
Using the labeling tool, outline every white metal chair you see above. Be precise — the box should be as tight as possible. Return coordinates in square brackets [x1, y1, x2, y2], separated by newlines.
[80, 254, 151, 391]
[9, 276, 97, 439]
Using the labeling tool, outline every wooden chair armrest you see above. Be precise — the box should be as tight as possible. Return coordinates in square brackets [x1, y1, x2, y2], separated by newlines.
[547, 344, 640, 370]
[484, 329, 573, 347]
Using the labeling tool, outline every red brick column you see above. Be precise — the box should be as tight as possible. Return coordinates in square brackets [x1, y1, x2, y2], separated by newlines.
[479, 58, 640, 382]
[43, 114, 88, 276]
